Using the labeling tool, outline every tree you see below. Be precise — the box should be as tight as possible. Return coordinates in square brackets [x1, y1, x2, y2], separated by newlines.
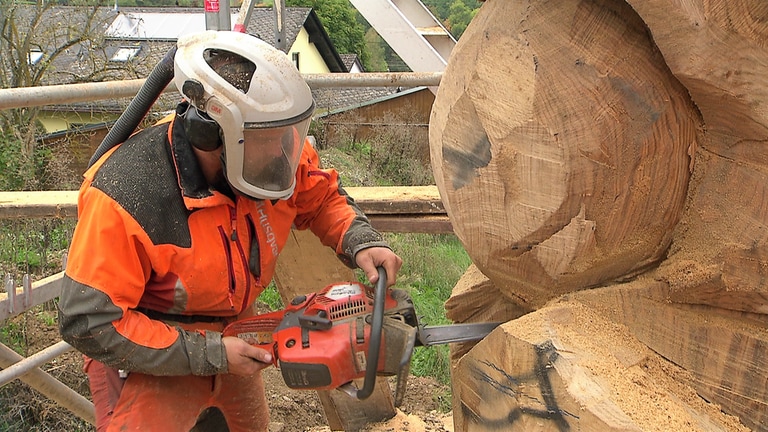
[445, 0, 477, 39]
[364, 28, 388, 72]
[0, 1, 110, 190]
[422, 0, 479, 39]
[285, 0, 369, 69]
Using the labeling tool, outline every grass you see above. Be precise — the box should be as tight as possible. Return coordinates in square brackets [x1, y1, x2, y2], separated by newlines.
[0, 219, 74, 276]
[0, 304, 93, 432]
[384, 233, 471, 381]
[384, 232, 469, 412]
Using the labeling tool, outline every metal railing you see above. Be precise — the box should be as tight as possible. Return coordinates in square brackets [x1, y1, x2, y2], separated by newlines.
[0, 72, 442, 110]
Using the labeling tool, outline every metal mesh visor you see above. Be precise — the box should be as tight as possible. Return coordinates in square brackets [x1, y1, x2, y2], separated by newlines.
[240, 116, 311, 195]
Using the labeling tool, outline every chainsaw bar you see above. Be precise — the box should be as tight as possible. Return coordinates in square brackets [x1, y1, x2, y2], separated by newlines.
[416, 322, 502, 347]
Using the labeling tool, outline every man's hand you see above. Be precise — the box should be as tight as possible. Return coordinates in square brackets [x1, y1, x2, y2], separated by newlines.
[355, 246, 403, 287]
[222, 336, 273, 376]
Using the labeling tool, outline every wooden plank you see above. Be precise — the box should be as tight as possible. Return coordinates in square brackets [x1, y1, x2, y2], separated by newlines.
[0, 191, 78, 219]
[347, 186, 445, 214]
[368, 215, 452, 234]
[0, 272, 64, 323]
[0, 186, 445, 221]
[272, 229, 396, 432]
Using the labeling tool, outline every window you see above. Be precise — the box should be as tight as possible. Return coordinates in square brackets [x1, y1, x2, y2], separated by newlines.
[110, 46, 142, 62]
[28, 49, 43, 65]
[292, 52, 300, 71]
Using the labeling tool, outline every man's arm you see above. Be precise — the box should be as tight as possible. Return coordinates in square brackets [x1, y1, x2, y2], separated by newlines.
[291, 143, 402, 285]
[58, 186, 227, 376]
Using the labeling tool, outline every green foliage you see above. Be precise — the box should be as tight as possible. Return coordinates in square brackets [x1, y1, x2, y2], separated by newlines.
[0, 133, 29, 191]
[422, 0, 481, 39]
[257, 280, 284, 310]
[285, 0, 370, 67]
[0, 219, 74, 275]
[0, 320, 25, 355]
[446, 0, 478, 39]
[384, 233, 471, 389]
[36, 309, 57, 327]
[0, 129, 48, 191]
[363, 28, 388, 72]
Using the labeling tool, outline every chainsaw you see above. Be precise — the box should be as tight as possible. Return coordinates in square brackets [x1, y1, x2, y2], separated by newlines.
[222, 268, 500, 405]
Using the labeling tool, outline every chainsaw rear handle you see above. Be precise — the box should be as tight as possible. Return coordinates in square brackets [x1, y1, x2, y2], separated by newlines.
[355, 266, 387, 400]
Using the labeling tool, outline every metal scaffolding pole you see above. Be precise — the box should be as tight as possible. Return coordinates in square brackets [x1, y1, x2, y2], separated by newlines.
[0, 340, 74, 387]
[0, 342, 95, 425]
[0, 72, 442, 111]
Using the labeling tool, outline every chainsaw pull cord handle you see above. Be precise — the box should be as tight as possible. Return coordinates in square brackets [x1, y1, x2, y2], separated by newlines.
[357, 266, 387, 400]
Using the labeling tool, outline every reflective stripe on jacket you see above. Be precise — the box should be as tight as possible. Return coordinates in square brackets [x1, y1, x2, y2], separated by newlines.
[58, 114, 388, 376]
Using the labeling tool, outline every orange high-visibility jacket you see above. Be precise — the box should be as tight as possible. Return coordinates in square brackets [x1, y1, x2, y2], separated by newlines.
[58, 115, 387, 376]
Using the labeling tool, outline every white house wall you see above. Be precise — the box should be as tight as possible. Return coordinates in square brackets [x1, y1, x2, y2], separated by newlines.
[288, 27, 330, 74]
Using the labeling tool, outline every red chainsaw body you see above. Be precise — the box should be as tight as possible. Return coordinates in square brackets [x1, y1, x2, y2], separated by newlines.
[224, 281, 409, 391]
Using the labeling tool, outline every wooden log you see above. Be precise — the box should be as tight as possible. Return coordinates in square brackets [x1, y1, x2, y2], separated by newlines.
[452, 299, 750, 432]
[620, 0, 768, 327]
[429, 0, 698, 308]
[626, 0, 768, 157]
[573, 281, 768, 432]
[440, 1, 768, 429]
[444, 264, 531, 361]
[272, 229, 396, 432]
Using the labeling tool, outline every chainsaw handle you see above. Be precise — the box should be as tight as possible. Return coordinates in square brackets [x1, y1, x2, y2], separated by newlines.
[356, 266, 387, 400]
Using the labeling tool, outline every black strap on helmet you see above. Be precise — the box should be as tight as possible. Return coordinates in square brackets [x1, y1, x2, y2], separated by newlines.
[180, 104, 223, 152]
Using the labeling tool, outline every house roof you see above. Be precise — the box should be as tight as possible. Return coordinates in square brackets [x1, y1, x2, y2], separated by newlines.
[11, 5, 348, 114]
[339, 54, 364, 73]
[312, 87, 397, 114]
[314, 87, 424, 117]
[13, 5, 345, 86]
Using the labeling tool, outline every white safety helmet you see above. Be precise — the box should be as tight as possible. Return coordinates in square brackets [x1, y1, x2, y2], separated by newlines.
[174, 30, 315, 200]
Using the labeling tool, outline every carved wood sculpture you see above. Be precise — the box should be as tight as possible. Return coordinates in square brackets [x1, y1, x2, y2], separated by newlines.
[430, 0, 768, 430]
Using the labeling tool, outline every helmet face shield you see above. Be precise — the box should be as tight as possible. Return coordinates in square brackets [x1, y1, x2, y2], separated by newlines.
[238, 116, 311, 198]
[224, 113, 312, 200]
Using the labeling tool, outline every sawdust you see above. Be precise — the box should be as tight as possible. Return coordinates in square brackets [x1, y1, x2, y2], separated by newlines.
[556, 302, 748, 432]
[482, 302, 750, 432]
[300, 410, 454, 432]
[263, 368, 452, 432]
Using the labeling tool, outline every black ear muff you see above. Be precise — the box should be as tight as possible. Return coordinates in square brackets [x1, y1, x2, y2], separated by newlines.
[182, 106, 223, 151]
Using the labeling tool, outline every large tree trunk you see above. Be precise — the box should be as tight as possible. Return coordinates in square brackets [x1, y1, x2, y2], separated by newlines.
[431, 0, 768, 430]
